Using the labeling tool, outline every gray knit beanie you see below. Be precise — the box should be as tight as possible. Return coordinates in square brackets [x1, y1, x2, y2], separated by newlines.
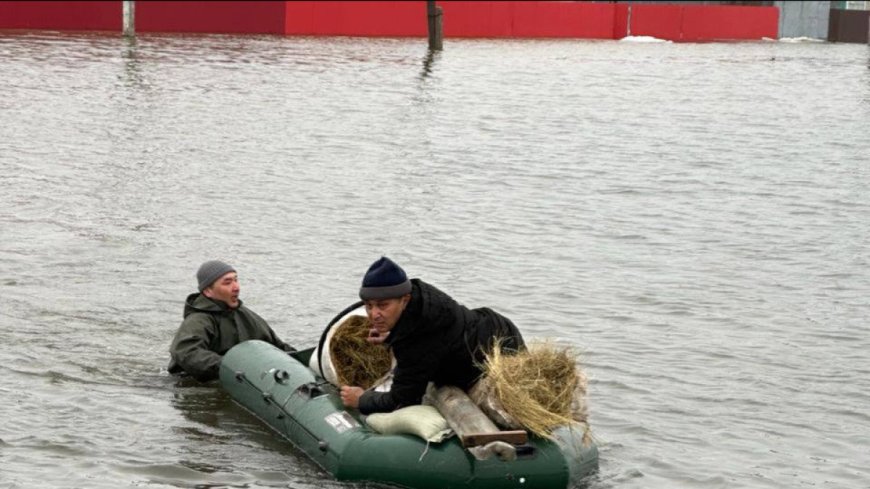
[197, 260, 236, 292]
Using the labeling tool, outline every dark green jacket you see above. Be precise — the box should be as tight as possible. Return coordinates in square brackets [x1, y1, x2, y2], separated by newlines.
[168, 293, 294, 382]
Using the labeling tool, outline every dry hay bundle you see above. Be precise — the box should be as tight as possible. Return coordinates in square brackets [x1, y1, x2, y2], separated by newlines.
[329, 315, 392, 389]
[475, 340, 588, 440]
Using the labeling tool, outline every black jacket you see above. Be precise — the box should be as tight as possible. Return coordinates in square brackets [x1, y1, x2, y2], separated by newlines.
[358, 279, 524, 414]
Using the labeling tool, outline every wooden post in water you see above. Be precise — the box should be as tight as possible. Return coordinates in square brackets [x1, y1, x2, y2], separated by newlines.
[427, 0, 443, 51]
[123, 1, 135, 38]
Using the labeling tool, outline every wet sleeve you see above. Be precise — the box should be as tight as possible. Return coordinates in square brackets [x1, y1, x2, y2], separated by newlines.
[269, 328, 296, 353]
[168, 316, 222, 382]
[357, 389, 400, 414]
[357, 342, 442, 415]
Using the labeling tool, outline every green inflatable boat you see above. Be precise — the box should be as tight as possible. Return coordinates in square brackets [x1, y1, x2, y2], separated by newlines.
[219, 306, 598, 489]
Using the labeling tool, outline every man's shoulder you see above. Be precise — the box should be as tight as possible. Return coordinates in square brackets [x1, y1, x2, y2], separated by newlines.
[236, 303, 270, 325]
[414, 280, 460, 311]
[413, 279, 452, 299]
[181, 307, 220, 329]
[185, 293, 222, 314]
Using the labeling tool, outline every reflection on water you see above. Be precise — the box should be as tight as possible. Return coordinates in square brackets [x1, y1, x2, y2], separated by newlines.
[0, 31, 869, 489]
[419, 49, 440, 79]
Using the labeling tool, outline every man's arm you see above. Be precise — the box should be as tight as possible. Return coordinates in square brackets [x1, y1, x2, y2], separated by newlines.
[169, 316, 222, 381]
[356, 346, 439, 414]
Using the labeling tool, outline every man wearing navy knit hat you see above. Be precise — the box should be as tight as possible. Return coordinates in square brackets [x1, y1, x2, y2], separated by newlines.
[340, 256, 525, 414]
[168, 260, 295, 382]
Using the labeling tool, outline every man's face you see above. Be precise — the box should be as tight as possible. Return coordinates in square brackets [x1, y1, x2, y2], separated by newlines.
[364, 296, 409, 336]
[203, 271, 240, 309]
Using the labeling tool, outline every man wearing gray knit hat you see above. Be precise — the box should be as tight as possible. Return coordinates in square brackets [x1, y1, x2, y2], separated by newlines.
[168, 260, 295, 382]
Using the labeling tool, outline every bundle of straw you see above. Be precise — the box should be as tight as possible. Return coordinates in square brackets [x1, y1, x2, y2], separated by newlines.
[329, 315, 392, 389]
[478, 341, 588, 439]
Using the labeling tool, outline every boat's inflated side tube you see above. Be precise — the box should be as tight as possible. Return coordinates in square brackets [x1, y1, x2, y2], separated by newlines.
[220, 340, 598, 489]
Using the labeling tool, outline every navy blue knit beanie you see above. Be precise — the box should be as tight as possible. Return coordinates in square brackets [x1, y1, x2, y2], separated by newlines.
[359, 256, 412, 300]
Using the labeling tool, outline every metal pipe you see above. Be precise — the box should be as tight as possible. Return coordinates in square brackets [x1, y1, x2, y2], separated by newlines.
[122, 1, 135, 37]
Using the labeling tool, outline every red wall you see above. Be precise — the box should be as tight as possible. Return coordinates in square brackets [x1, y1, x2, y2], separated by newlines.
[283, 1, 777, 41]
[137, 1, 286, 35]
[285, 1, 425, 37]
[438, 1, 618, 39]
[630, 4, 684, 41]
[613, 4, 630, 40]
[681, 5, 779, 42]
[627, 4, 778, 41]
[438, 1, 515, 38]
[0, 1, 780, 42]
[0, 1, 120, 31]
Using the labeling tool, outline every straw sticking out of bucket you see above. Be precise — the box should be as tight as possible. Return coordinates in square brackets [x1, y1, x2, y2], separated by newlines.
[329, 315, 392, 389]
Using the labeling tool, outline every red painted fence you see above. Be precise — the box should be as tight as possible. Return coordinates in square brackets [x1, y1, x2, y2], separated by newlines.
[137, 1, 287, 35]
[0, 1, 780, 41]
[626, 4, 779, 41]
[0, 1, 121, 31]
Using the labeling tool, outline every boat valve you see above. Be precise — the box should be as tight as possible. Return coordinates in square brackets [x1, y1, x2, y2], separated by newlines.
[273, 369, 290, 384]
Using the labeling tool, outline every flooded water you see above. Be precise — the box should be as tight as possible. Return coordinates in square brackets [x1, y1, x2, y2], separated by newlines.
[1, 31, 868, 489]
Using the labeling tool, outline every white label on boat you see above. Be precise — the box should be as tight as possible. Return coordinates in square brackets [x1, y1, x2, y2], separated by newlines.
[325, 411, 360, 433]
